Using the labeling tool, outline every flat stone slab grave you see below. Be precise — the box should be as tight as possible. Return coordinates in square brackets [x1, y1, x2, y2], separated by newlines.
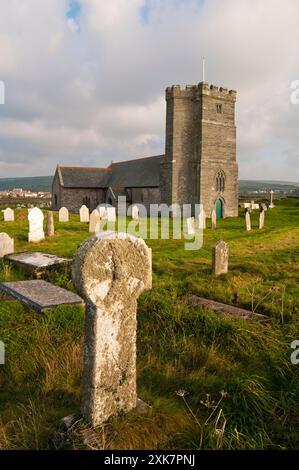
[186, 295, 269, 321]
[5, 252, 72, 277]
[0, 280, 84, 313]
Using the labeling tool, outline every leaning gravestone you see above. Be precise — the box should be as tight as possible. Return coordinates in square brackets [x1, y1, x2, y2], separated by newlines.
[259, 207, 265, 229]
[132, 205, 139, 220]
[46, 211, 55, 237]
[245, 208, 251, 232]
[89, 210, 101, 233]
[80, 205, 90, 223]
[211, 209, 217, 230]
[72, 232, 152, 427]
[186, 217, 195, 235]
[0, 233, 14, 258]
[2, 208, 14, 222]
[212, 240, 229, 276]
[28, 207, 45, 243]
[59, 207, 69, 222]
[107, 207, 116, 222]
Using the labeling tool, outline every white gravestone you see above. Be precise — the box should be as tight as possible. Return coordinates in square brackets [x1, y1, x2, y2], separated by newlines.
[132, 206, 139, 220]
[211, 209, 217, 230]
[80, 205, 90, 223]
[89, 210, 101, 233]
[72, 232, 152, 427]
[259, 208, 265, 229]
[212, 240, 229, 276]
[28, 208, 45, 243]
[107, 207, 116, 222]
[0, 233, 14, 258]
[96, 205, 108, 220]
[2, 208, 14, 222]
[59, 207, 69, 222]
[186, 217, 195, 235]
[198, 208, 206, 230]
[245, 209, 251, 232]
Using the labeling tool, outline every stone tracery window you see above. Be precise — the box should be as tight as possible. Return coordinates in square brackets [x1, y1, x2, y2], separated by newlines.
[215, 170, 225, 192]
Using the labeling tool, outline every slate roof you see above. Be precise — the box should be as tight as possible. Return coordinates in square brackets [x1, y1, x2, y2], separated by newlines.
[108, 155, 164, 188]
[58, 166, 111, 188]
[58, 155, 164, 189]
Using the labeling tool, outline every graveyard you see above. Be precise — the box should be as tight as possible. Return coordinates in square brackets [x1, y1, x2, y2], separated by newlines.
[0, 198, 298, 450]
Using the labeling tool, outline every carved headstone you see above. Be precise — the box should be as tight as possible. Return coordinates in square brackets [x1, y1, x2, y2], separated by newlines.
[59, 207, 69, 222]
[89, 210, 101, 233]
[28, 207, 45, 243]
[2, 208, 14, 222]
[80, 205, 90, 223]
[211, 209, 217, 230]
[132, 206, 139, 220]
[46, 212, 55, 237]
[186, 217, 195, 235]
[72, 232, 152, 427]
[0, 233, 14, 258]
[212, 240, 229, 276]
[245, 209, 251, 231]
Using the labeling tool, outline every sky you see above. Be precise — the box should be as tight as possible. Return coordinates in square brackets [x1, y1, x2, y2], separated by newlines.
[0, 0, 299, 181]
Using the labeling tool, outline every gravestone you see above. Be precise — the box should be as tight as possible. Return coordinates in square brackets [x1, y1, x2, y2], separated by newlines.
[59, 207, 69, 222]
[245, 208, 251, 231]
[107, 207, 116, 222]
[2, 208, 14, 222]
[89, 210, 101, 233]
[259, 207, 265, 229]
[186, 217, 195, 235]
[46, 211, 55, 237]
[212, 240, 229, 276]
[97, 205, 108, 220]
[80, 205, 90, 223]
[198, 208, 206, 230]
[132, 206, 139, 220]
[244, 203, 251, 209]
[0, 233, 14, 258]
[0, 280, 83, 312]
[269, 190, 275, 208]
[211, 209, 217, 230]
[28, 207, 45, 243]
[5, 252, 71, 277]
[72, 232, 152, 427]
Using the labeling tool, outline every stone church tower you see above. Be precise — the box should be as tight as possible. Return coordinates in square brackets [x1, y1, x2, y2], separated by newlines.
[160, 82, 238, 217]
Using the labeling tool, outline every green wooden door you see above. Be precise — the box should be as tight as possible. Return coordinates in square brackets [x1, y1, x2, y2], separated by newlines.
[215, 199, 223, 219]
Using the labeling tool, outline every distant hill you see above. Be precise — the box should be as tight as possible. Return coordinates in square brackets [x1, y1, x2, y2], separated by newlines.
[0, 176, 53, 192]
[0, 175, 298, 195]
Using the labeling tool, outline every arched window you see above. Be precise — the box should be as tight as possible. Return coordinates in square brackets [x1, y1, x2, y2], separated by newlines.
[215, 170, 225, 192]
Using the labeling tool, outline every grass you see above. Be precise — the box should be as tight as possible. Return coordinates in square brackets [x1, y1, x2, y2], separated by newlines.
[0, 199, 298, 449]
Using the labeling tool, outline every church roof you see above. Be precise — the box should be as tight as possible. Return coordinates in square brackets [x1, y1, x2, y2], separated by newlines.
[108, 155, 164, 188]
[58, 166, 111, 188]
[57, 155, 164, 189]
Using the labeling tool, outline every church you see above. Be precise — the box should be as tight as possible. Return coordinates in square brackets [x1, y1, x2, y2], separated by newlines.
[52, 81, 239, 218]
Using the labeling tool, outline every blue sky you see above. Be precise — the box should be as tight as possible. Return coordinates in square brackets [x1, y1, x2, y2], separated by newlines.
[0, 0, 298, 180]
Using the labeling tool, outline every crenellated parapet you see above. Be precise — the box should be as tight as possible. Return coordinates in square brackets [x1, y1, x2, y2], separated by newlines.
[166, 82, 237, 101]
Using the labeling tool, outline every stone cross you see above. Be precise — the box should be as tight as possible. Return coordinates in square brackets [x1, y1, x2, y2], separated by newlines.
[2, 208, 14, 222]
[198, 208, 206, 230]
[46, 211, 55, 237]
[89, 209, 101, 233]
[80, 205, 90, 223]
[0, 233, 14, 258]
[28, 207, 45, 243]
[211, 209, 217, 230]
[186, 217, 195, 235]
[269, 190, 275, 208]
[212, 240, 229, 276]
[107, 207, 116, 222]
[245, 208, 251, 231]
[132, 205, 139, 220]
[59, 207, 69, 222]
[259, 207, 265, 229]
[72, 232, 152, 427]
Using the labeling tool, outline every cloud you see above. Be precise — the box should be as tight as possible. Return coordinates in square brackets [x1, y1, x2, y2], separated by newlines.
[0, 0, 298, 181]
